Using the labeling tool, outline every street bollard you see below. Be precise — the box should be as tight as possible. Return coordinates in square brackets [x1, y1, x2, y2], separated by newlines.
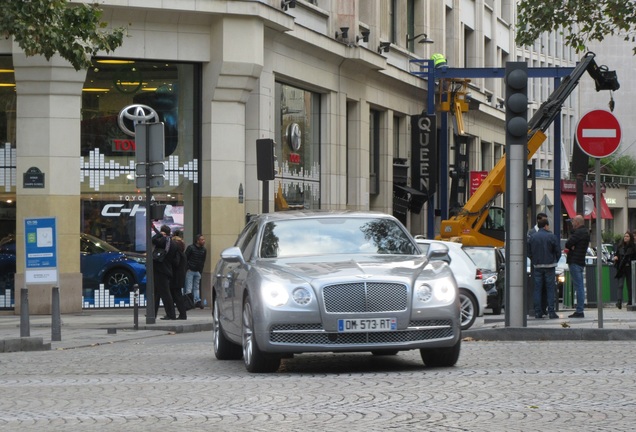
[133, 284, 139, 330]
[51, 286, 61, 342]
[20, 288, 30, 337]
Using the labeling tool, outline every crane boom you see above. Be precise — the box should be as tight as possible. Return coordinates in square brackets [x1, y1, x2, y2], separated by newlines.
[438, 52, 619, 247]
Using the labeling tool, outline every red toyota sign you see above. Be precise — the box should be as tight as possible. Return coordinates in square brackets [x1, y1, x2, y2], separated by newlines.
[576, 109, 621, 158]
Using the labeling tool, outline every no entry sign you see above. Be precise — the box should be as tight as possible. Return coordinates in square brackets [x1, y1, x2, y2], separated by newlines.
[576, 109, 621, 158]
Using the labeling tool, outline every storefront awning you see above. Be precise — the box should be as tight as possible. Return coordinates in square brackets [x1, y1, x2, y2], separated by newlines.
[590, 194, 613, 219]
[561, 193, 613, 220]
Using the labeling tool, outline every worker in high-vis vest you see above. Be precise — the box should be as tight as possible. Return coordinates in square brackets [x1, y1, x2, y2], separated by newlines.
[431, 53, 447, 69]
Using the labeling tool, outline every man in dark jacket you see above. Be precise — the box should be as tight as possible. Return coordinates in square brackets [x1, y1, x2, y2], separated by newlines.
[185, 234, 207, 309]
[152, 224, 179, 320]
[564, 215, 590, 318]
[527, 212, 549, 315]
[528, 219, 560, 319]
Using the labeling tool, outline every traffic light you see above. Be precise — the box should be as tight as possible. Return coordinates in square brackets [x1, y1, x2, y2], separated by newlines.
[505, 62, 528, 146]
[256, 138, 276, 181]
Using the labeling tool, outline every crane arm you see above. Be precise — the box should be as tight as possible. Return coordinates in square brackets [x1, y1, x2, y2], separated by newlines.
[437, 52, 619, 247]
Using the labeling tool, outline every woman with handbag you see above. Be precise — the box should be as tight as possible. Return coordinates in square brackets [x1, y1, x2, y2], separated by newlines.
[152, 224, 178, 320]
[613, 231, 636, 309]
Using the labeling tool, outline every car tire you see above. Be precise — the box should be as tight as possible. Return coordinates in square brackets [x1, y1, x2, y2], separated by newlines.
[104, 268, 133, 297]
[420, 338, 461, 367]
[371, 350, 399, 356]
[242, 295, 281, 373]
[459, 289, 478, 330]
[213, 295, 242, 360]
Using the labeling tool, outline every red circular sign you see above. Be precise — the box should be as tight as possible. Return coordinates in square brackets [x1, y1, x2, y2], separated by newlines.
[576, 109, 621, 158]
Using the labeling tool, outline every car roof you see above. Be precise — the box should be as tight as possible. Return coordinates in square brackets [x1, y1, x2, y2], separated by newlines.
[252, 210, 397, 223]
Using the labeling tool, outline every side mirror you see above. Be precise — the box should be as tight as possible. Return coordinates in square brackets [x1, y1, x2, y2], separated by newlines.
[220, 246, 246, 265]
[426, 242, 449, 260]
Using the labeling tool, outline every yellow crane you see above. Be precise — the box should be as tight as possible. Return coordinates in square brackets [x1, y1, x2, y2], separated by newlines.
[437, 52, 619, 246]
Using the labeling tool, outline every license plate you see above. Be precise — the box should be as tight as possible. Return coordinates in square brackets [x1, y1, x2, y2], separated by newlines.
[337, 318, 397, 332]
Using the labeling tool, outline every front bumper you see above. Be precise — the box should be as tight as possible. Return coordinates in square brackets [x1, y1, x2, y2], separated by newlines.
[256, 308, 460, 354]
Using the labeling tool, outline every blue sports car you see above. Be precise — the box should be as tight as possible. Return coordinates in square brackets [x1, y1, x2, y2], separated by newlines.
[0, 233, 146, 306]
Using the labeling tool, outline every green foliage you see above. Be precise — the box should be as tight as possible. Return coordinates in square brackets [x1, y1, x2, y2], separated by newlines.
[593, 155, 636, 176]
[516, 1, 636, 54]
[601, 231, 621, 245]
[0, 0, 126, 71]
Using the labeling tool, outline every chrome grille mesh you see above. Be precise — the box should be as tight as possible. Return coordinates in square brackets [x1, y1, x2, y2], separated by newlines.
[322, 282, 408, 313]
[269, 320, 454, 345]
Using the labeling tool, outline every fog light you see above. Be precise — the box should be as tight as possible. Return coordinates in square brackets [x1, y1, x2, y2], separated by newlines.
[416, 284, 433, 302]
[292, 287, 312, 305]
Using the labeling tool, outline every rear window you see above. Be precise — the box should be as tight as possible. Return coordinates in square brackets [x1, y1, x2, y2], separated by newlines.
[465, 248, 497, 271]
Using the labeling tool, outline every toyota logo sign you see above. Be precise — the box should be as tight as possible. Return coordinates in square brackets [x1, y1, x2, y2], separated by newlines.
[118, 104, 160, 137]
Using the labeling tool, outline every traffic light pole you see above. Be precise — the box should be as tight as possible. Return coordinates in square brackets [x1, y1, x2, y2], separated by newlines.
[504, 62, 528, 328]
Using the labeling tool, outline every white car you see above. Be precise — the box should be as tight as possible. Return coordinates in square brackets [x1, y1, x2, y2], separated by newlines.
[415, 237, 487, 330]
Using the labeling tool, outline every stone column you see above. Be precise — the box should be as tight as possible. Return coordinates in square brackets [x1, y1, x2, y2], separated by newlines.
[13, 47, 85, 314]
[199, 16, 264, 305]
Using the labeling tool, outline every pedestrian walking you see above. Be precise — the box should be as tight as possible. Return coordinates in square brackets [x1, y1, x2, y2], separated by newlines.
[613, 231, 636, 309]
[528, 218, 560, 319]
[185, 234, 207, 309]
[564, 215, 590, 318]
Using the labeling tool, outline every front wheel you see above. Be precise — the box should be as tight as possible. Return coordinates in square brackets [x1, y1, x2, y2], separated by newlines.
[213, 295, 242, 360]
[242, 295, 281, 373]
[104, 268, 133, 297]
[420, 338, 461, 367]
[459, 289, 478, 330]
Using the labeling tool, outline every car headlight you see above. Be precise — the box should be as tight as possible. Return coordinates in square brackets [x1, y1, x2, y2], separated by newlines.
[262, 284, 289, 307]
[128, 256, 146, 264]
[292, 287, 312, 305]
[557, 274, 565, 283]
[434, 282, 456, 302]
[415, 281, 455, 303]
[483, 275, 497, 285]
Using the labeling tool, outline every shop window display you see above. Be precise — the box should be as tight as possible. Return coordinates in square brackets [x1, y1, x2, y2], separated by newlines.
[0, 57, 200, 309]
[0, 56, 16, 309]
[79, 60, 199, 307]
[274, 83, 321, 211]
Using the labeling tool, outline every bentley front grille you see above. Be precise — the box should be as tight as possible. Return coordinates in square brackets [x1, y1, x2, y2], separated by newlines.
[322, 282, 408, 313]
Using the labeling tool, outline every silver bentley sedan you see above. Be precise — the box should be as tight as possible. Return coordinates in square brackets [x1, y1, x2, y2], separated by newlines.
[212, 211, 461, 373]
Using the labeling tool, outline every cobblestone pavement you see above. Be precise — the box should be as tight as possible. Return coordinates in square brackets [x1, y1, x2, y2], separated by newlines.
[1, 331, 635, 432]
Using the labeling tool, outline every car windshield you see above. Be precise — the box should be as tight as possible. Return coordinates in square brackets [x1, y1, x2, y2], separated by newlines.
[259, 217, 418, 258]
[81, 233, 121, 254]
[465, 248, 497, 271]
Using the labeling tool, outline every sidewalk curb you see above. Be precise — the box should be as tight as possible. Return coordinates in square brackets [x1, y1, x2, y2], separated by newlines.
[0, 322, 213, 353]
[464, 327, 636, 341]
[1, 337, 51, 353]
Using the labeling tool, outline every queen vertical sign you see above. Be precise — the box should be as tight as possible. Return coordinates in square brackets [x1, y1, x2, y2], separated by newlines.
[411, 114, 437, 199]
